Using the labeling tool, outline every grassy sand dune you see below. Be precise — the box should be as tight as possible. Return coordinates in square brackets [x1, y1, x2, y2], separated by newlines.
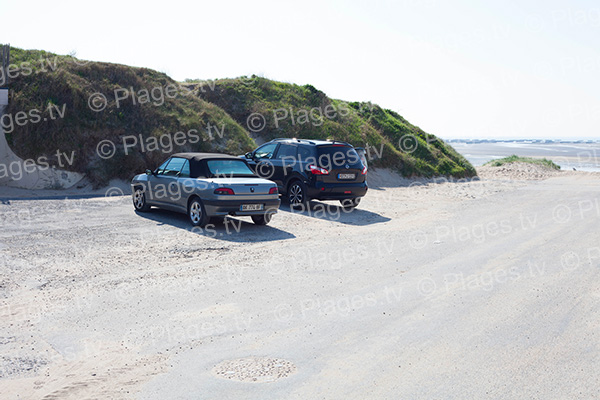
[4, 48, 475, 187]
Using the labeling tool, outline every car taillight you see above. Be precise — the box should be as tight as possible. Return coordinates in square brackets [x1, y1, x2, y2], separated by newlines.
[269, 187, 278, 195]
[214, 187, 235, 195]
[361, 165, 368, 175]
[308, 164, 329, 175]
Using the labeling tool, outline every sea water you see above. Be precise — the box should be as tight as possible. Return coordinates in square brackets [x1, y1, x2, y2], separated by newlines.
[449, 141, 600, 172]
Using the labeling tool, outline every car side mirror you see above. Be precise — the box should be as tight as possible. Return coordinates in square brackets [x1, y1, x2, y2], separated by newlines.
[245, 152, 253, 159]
[145, 169, 153, 175]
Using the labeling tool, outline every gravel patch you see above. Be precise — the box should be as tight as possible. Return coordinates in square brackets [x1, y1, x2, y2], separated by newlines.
[213, 357, 297, 383]
[0, 356, 48, 379]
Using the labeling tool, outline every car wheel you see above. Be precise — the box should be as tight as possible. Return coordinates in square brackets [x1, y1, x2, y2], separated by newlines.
[188, 197, 209, 227]
[133, 187, 151, 212]
[251, 214, 272, 225]
[340, 197, 361, 209]
[288, 180, 308, 209]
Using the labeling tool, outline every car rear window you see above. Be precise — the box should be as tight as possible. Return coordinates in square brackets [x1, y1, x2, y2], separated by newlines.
[316, 146, 362, 169]
[206, 160, 255, 177]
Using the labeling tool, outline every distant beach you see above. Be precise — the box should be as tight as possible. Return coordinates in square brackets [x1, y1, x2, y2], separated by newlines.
[449, 140, 600, 172]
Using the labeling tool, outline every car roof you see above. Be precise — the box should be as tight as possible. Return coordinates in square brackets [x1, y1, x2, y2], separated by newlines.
[270, 138, 352, 147]
[170, 153, 251, 178]
[171, 152, 242, 162]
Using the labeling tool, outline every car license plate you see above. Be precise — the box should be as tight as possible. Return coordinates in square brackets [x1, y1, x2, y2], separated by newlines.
[240, 204, 264, 211]
[338, 173, 356, 180]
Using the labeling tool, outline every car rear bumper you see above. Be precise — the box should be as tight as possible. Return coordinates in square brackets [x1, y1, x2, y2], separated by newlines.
[203, 198, 281, 216]
[307, 181, 368, 200]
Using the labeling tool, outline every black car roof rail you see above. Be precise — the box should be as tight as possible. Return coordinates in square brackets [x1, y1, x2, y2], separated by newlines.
[296, 139, 315, 145]
[270, 138, 351, 146]
[271, 138, 317, 145]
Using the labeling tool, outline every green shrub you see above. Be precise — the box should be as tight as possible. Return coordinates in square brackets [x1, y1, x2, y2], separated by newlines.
[485, 155, 561, 170]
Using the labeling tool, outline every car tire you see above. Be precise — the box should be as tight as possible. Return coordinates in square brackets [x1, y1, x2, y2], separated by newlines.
[133, 187, 151, 212]
[340, 197, 361, 209]
[287, 180, 309, 209]
[188, 197, 209, 227]
[251, 214, 272, 225]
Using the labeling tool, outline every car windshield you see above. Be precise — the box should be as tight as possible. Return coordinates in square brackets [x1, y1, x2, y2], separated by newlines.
[206, 159, 255, 177]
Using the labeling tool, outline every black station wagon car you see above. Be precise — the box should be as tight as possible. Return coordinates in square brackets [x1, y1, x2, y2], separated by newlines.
[243, 139, 368, 209]
[131, 153, 281, 226]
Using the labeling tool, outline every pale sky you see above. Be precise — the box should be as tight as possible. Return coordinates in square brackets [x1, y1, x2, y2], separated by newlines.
[3, 0, 600, 139]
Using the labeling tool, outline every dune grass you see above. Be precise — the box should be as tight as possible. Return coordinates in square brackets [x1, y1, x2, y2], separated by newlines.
[5, 48, 255, 186]
[194, 77, 476, 178]
[485, 155, 561, 170]
[5, 47, 477, 185]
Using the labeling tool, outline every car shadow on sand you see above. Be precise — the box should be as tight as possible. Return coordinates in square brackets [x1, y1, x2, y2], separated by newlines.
[279, 201, 390, 226]
[135, 209, 296, 242]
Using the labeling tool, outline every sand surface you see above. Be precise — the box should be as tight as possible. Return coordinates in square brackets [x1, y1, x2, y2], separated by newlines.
[1, 167, 599, 399]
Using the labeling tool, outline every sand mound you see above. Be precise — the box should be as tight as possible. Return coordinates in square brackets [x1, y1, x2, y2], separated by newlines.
[476, 162, 562, 180]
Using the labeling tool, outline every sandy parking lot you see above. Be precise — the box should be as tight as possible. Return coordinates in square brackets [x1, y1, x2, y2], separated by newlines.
[1, 170, 599, 399]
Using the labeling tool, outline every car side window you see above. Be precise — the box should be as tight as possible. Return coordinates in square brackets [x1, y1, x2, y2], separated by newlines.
[155, 159, 171, 175]
[298, 146, 312, 160]
[179, 160, 190, 177]
[162, 157, 187, 177]
[275, 144, 297, 160]
[255, 143, 278, 159]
